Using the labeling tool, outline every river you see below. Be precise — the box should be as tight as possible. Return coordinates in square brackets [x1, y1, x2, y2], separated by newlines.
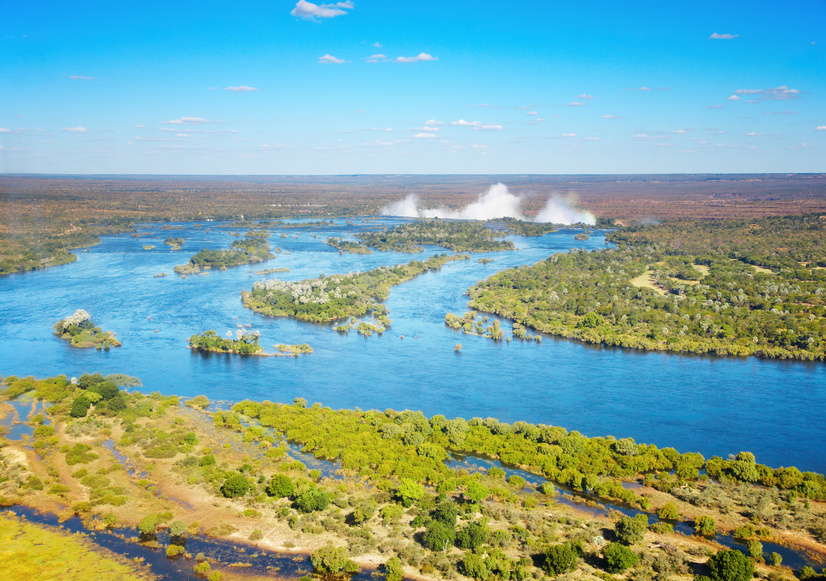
[0, 218, 824, 473]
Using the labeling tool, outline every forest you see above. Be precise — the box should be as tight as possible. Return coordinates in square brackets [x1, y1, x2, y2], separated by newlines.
[466, 215, 826, 360]
[242, 253, 469, 323]
[175, 229, 274, 274]
[2, 373, 825, 581]
[188, 330, 263, 355]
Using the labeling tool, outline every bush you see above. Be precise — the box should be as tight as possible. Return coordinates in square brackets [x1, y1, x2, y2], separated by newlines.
[705, 549, 754, 581]
[456, 521, 489, 550]
[267, 474, 294, 498]
[311, 545, 359, 575]
[385, 556, 404, 581]
[614, 514, 648, 545]
[657, 502, 680, 520]
[544, 542, 579, 575]
[424, 520, 456, 552]
[295, 488, 330, 513]
[695, 515, 717, 537]
[138, 514, 159, 536]
[604, 542, 638, 573]
[396, 478, 424, 507]
[70, 395, 91, 418]
[166, 544, 185, 558]
[220, 474, 250, 498]
[169, 520, 187, 538]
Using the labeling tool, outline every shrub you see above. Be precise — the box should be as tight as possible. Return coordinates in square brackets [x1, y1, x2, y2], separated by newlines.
[603, 542, 638, 573]
[695, 515, 717, 537]
[169, 520, 187, 538]
[295, 488, 330, 513]
[705, 549, 754, 581]
[311, 545, 359, 575]
[138, 514, 159, 536]
[385, 556, 404, 581]
[657, 502, 680, 520]
[220, 474, 250, 498]
[70, 396, 91, 418]
[544, 542, 579, 575]
[396, 478, 424, 507]
[614, 514, 648, 545]
[166, 544, 185, 558]
[267, 474, 294, 498]
[424, 520, 455, 552]
[456, 521, 488, 550]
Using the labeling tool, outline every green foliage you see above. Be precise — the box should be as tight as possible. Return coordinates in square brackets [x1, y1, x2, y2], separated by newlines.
[179, 229, 273, 272]
[465, 481, 489, 503]
[396, 478, 424, 506]
[657, 502, 680, 520]
[220, 474, 250, 498]
[70, 395, 91, 418]
[169, 520, 187, 538]
[424, 520, 456, 552]
[603, 542, 639, 573]
[243, 254, 470, 324]
[310, 545, 359, 576]
[189, 330, 262, 355]
[694, 515, 717, 537]
[384, 556, 404, 581]
[294, 488, 330, 513]
[356, 219, 515, 253]
[705, 549, 754, 581]
[456, 521, 489, 550]
[65, 443, 98, 465]
[466, 214, 826, 361]
[544, 542, 579, 575]
[138, 514, 159, 536]
[614, 514, 648, 545]
[266, 474, 294, 498]
[166, 544, 185, 558]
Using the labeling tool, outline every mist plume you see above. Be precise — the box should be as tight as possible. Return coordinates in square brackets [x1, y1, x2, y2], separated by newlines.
[380, 183, 595, 225]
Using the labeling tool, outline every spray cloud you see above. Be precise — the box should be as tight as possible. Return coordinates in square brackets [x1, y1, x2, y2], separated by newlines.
[380, 183, 595, 225]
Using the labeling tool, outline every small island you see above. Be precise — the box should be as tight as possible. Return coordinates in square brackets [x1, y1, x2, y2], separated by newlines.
[175, 229, 274, 275]
[242, 253, 469, 324]
[354, 219, 516, 253]
[53, 309, 121, 349]
[188, 329, 263, 355]
[163, 236, 185, 250]
[275, 343, 313, 356]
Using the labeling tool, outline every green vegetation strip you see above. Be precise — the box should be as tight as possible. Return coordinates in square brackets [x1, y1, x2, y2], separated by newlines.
[54, 309, 121, 349]
[242, 253, 469, 323]
[467, 214, 826, 360]
[175, 229, 274, 274]
[0, 513, 157, 581]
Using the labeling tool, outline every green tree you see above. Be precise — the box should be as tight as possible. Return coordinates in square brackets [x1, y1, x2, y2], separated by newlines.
[396, 478, 424, 507]
[220, 474, 250, 498]
[424, 520, 456, 553]
[694, 515, 717, 537]
[544, 543, 579, 575]
[70, 395, 91, 418]
[465, 481, 489, 503]
[138, 514, 159, 536]
[169, 520, 187, 538]
[384, 556, 404, 581]
[266, 474, 294, 498]
[456, 521, 489, 550]
[295, 488, 330, 513]
[311, 545, 359, 575]
[657, 502, 680, 520]
[614, 514, 648, 545]
[705, 549, 754, 581]
[603, 542, 639, 573]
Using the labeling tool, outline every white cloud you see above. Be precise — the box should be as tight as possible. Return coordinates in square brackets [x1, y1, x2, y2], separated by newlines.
[527, 111, 539, 116]
[395, 53, 437, 63]
[670, 129, 689, 134]
[746, 132, 765, 136]
[69, 75, 95, 80]
[562, 133, 576, 137]
[0, 128, 10, 133]
[318, 54, 345, 64]
[134, 124, 147, 128]
[565, 102, 586, 107]
[449, 119, 502, 130]
[176, 133, 191, 137]
[602, 115, 619, 119]
[366, 53, 387, 63]
[62, 126, 87, 133]
[226, 85, 258, 92]
[372, 127, 392, 132]
[373, 42, 381, 48]
[626, 86, 652, 91]
[584, 137, 599, 141]
[425, 119, 445, 126]
[414, 133, 437, 138]
[816, 126, 826, 131]
[163, 117, 211, 125]
[764, 111, 797, 115]
[705, 105, 724, 109]
[734, 86, 801, 101]
[578, 94, 594, 99]
[734, 89, 762, 95]
[709, 32, 739, 39]
[290, 0, 352, 20]
[134, 137, 168, 141]
[727, 95, 740, 101]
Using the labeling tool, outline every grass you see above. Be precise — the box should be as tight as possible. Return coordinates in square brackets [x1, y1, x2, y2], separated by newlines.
[0, 513, 157, 580]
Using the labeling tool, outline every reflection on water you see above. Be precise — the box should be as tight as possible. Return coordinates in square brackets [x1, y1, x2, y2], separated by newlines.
[0, 218, 824, 474]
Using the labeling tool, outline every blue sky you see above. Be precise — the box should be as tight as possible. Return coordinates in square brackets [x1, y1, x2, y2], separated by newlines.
[1, 0, 824, 174]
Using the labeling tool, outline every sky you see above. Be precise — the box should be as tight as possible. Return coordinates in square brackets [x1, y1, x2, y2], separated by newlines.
[1, 0, 825, 175]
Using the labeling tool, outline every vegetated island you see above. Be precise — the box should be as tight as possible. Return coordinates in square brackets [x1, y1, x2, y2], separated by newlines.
[329, 220, 516, 254]
[444, 312, 542, 343]
[163, 236, 184, 250]
[53, 309, 121, 349]
[188, 329, 263, 355]
[174, 229, 274, 275]
[466, 214, 826, 360]
[2, 373, 825, 581]
[242, 253, 469, 325]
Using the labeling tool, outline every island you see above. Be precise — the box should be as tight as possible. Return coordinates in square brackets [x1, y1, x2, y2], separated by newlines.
[188, 329, 263, 355]
[242, 253, 470, 324]
[163, 236, 185, 250]
[175, 229, 274, 275]
[53, 309, 121, 349]
[466, 214, 826, 360]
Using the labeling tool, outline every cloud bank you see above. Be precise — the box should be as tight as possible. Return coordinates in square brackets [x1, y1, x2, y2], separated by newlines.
[380, 183, 595, 225]
[291, 0, 352, 19]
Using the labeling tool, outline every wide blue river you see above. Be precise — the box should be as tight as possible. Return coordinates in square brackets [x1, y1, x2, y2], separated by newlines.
[1, 219, 824, 473]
